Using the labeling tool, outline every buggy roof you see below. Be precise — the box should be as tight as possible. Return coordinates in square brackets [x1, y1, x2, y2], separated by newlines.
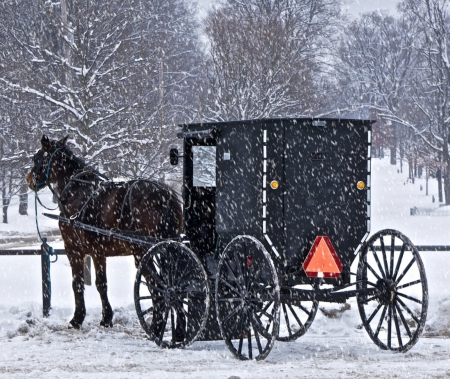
[177, 117, 375, 138]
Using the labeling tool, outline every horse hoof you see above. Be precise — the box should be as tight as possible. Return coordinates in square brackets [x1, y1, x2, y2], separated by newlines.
[100, 320, 113, 328]
[68, 320, 81, 329]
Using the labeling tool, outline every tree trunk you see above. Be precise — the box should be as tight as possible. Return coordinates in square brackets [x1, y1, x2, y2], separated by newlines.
[19, 183, 28, 215]
[437, 169, 443, 203]
[443, 138, 450, 205]
[390, 125, 397, 165]
[2, 187, 8, 223]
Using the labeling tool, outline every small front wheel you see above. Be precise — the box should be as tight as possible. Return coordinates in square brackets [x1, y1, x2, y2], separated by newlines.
[357, 229, 428, 352]
[134, 241, 209, 349]
[216, 235, 280, 360]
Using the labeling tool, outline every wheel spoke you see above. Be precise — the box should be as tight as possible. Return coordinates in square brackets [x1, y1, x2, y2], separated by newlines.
[387, 304, 392, 349]
[389, 235, 396, 279]
[177, 267, 198, 286]
[144, 263, 166, 288]
[395, 257, 416, 285]
[251, 302, 275, 321]
[365, 261, 382, 281]
[140, 280, 164, 293]
[370, 244, 387, 279]
[365, 302, 382, 325]
[176, 261, 193, 286]
[395, 301, 412, 339]
[247, 321, 252, 359]
[159, 306, 170, 341]
[219, 277, 243, 297]
[233, 250, 246, 289]
[172, 248, 180, 283]
[230, 307, 245, 339]
[237, 311, 245, 356]
[253, 322, 263, 354]
[287, 303, 305, 331]
[374, 305, 388, 338]
[392, 243, 406, 281]
[224, 260, 244, 292]
[138, 295, 164, 301]
[282, 303, 293, 338]
[171, 307, 176, 343]
[222, 302, 244, 325]
[397, 292, 422, 304]
[380, 237, 390, 278]
[219, 298, 243, 302]
[173, 301, 201, 330]
[139, 306, 153, 317]
[396, 297, 420, 324]
[397, 279, 421, 290]
[392, 303, 403, 349]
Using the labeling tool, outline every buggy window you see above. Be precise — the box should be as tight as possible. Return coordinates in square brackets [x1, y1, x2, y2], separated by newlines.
[193, 146, 216, 187]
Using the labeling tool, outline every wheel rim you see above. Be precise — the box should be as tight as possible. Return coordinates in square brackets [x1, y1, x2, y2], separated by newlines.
[277, 285, 318, 342]
[215, 235, 280, 360]
[357, 229, 428, 352]
[134, 241, 209, 349]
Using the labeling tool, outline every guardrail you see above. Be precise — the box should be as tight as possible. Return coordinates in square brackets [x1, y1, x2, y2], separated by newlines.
[1, 243, 450, 318]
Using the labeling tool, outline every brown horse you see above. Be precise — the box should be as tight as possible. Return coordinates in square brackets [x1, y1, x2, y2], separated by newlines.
[27, 135, 182, 329]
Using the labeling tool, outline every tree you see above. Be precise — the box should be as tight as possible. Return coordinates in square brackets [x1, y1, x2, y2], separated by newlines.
[203, 0, 342, 121]
[0, 0, 204, 182]
[335, 11, 420, 166]
[398, 0, 450, 204]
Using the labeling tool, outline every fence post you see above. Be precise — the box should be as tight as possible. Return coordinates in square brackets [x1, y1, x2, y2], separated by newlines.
[41, 239, 51, 317]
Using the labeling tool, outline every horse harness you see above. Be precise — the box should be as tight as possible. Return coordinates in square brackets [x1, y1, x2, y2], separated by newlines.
[35, 146, 180, 251]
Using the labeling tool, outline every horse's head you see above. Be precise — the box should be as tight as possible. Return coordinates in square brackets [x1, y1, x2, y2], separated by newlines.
[27, 135, 77, 191]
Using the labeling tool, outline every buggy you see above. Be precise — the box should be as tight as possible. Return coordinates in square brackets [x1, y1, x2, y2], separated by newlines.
[132, 117, 428, 360]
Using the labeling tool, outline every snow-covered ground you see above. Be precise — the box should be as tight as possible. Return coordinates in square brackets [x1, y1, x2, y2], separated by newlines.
[2, 157, 450, 378]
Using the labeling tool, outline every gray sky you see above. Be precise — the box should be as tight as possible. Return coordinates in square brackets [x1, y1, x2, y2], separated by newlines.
[196, 0, 398, 19]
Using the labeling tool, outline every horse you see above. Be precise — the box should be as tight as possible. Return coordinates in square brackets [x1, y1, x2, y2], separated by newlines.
[27, 135, 182, 329]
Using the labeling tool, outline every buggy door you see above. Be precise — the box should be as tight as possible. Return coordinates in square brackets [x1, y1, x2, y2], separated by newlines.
[282, 119, 370, 271]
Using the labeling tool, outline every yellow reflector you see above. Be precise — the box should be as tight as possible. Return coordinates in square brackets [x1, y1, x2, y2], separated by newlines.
[270, 180, 279, 189]
[357, 181, 365, 190]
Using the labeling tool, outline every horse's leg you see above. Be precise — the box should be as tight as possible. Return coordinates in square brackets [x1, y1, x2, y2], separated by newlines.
[92, 255, 114, 327]
[67, 251, 86, 329]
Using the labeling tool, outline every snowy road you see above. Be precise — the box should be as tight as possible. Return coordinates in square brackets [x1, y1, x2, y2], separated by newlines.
[2, 307, 450, 379]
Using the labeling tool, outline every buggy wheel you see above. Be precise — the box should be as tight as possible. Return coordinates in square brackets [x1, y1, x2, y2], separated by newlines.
[134, 241, 209, 349]
[357, 229, 428, 352]
[277, 286, 318, 342]
[215, 235, 280, 361]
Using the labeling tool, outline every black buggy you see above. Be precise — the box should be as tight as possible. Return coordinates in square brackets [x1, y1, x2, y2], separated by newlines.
[133, 118, 428, 360]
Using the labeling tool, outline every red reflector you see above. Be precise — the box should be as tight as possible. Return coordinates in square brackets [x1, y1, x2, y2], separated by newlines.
[247, 256, 253, 268]
[303, 236, 343, 278]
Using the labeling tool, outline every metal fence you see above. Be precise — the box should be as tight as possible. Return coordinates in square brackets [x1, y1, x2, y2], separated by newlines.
[1, 243, 450, 318]
[0, 240, 91, 317]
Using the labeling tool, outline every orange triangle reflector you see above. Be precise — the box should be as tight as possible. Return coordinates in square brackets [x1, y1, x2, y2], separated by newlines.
[303, 236, 343, 278]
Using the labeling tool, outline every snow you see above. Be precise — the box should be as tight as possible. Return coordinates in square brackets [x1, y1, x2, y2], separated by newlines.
[2, 157, 450, 377]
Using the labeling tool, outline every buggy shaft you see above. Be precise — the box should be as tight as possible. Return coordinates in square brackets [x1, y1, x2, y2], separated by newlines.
[42, 213, 165, 248]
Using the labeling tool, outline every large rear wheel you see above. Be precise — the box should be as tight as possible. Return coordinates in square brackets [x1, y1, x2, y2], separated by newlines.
[357, 229, 428, 352]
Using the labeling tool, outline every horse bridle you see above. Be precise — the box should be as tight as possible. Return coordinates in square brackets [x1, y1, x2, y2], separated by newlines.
[32, 147, 64, 191]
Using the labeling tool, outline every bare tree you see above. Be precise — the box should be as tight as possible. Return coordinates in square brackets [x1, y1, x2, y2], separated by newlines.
[203, 0, 342, 121]
[335, 11, 420, 165]
[397, 0, 450, 204]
